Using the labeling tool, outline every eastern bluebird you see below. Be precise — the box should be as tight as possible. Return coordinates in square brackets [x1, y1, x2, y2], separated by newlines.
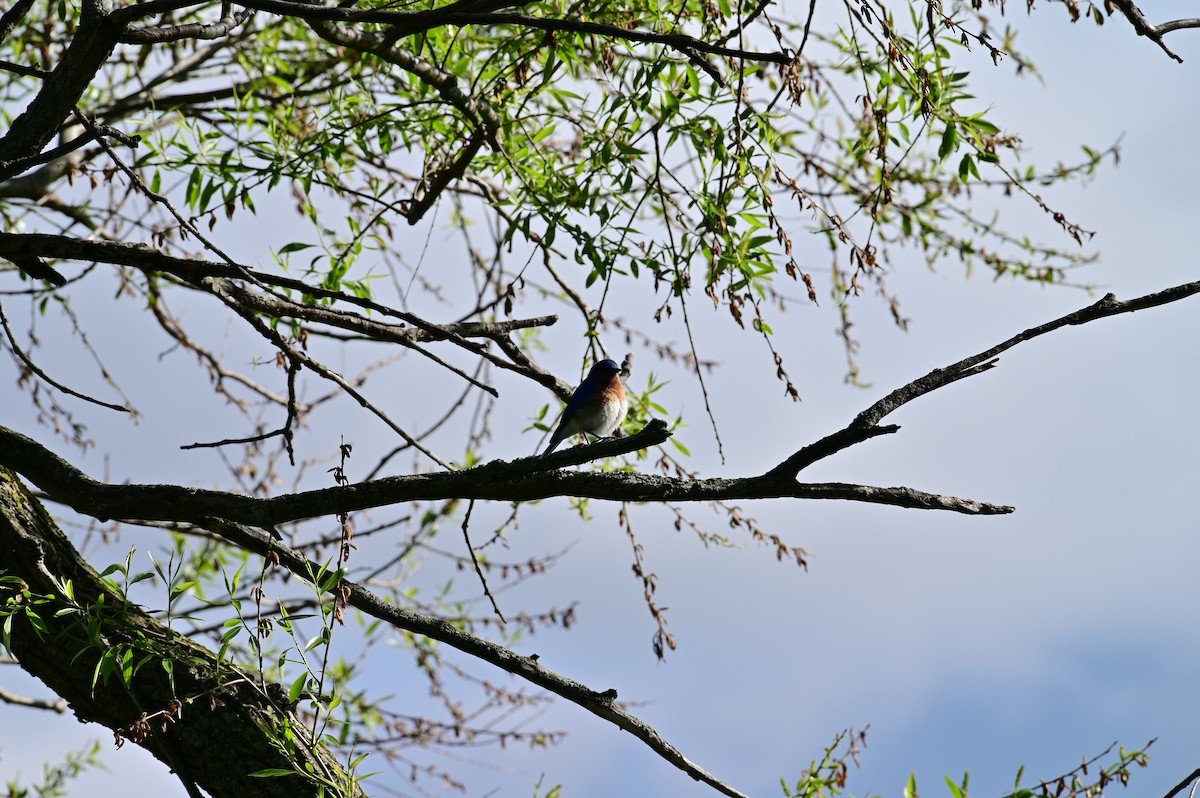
[540, 359, 628, 459]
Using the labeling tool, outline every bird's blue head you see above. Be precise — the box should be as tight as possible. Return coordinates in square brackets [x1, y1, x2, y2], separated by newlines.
[589, 359, 622, 378]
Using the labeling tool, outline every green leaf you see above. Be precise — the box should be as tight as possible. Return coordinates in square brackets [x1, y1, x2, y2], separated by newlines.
[938, 121, 957, 161]
[185, 167, 203, 210]
[248, 768, 296, 778]
[288, 672, 308, 703]
[958, 154, 979, 183]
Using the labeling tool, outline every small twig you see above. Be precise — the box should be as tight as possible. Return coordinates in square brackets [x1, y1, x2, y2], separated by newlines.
[461, 499, 505, 623]
[718, 0, 772, 44]
[795, 0, 819, 64]
[620, 501, 674, 660]
[180, 428, 288, 450]
[0, 298, 131, 413]
[0, 684, 67, 712]
[0, 130, 94, 178]
[281, 354, 301, 466]
[204, 278, 453, 470]
[71, 108, 260, 285]
[651, 126, 727, 464]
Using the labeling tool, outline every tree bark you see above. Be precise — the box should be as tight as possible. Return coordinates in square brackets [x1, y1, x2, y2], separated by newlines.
[0, 467, 362, 798]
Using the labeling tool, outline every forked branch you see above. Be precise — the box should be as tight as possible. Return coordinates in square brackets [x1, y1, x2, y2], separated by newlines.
[1109, 0, 1199, 62]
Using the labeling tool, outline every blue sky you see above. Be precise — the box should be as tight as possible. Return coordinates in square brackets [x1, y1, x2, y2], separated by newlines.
[2, 3, 1199, 798]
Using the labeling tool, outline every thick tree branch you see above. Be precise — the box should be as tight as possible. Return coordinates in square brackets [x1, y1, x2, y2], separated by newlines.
[218, 0, 789, 66]
[0, 0, 119, 179]
[6, 282, 1195, 532]
[0, 0, 36, 45]
[0, 419, 1011, 545]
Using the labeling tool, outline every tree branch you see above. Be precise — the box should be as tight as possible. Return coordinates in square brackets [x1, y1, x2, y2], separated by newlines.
[193, 518, 754, 798]
[0, 416, 1011, 551]
[220, 0, 789, 67]
[0, 684, 68, 713]
[0, 232, 557, 379]
[0, 299, 130, 412]
[0, 0, 36, 45]
[444, 12, 791, 65]
[1164, 768, 1200, 798]
[5, 281, 1195, 531]
[119, 6, 256, 44]
[768, 282, 1200, 477]
[0, 0, 119, 179]
[1109, 0, 1193, 62]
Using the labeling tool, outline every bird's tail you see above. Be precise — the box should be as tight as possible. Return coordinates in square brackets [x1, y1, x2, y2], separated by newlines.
[538, 433, 565, 461]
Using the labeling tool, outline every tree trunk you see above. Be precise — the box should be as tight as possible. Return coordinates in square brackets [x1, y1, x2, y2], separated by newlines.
[0, 466, 361, 798]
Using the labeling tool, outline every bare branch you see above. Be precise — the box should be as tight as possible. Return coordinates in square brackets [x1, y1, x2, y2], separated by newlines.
[1164, 768, 1200, 798]
[1156, 18, 1200, 35]
[0, 684, 68, 713]
[1110, 0, 1189, 62]
[119, 7, 256, 44]
[0, 299, 131, 413]
[6, 281, 1195, 531]
[769, 282, 1200, 477]
[461, 499, 506, 623]
[202, 277, 454, 470]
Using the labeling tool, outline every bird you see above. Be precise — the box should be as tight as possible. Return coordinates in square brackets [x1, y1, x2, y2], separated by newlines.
[540, 358, 628, 460]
